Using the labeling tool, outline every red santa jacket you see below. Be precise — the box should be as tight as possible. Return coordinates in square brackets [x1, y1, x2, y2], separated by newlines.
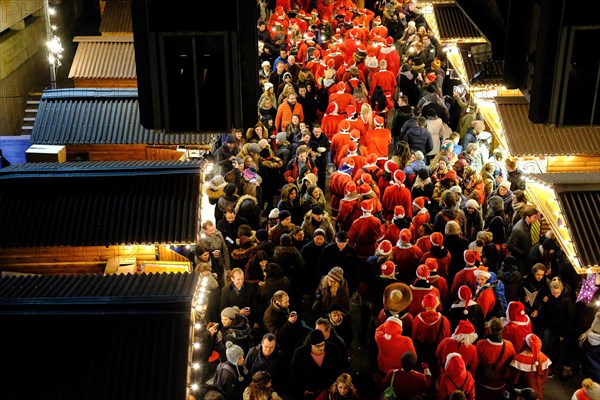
[415, 235, 433, 254]
[329, 91, 356, 114]
[410, 210, 430, 242]
[329, 170, 353, 210]
[337, 196, 361, 232]
[321, 113, 345, 140]
[474, 285, 496, 320]
[437, 368, 475, 400]
[449, 267, 477, 301]
[365, 127, 392, 158]
[369, 68, 396, 99]
[408, 282, 441, 317]
[475, 339, 516, 390]
[436, 337, 479, 376]
[510, 351, 551, 400]
[382, 184, 412, 220]
[348, 213, 383, 257]
[503, 318, 532, 353]
[330, 131, 352, 165]
[392, 244, 423, 284]
[375, 317, 417, 374]
[380, 368, 429, 400]
[428, 274, 449, 305]
[338, 148, 367, 172]
[370, 26, 388, 41]
[377, 45, 401, 78]
[412, 311, 451, 347]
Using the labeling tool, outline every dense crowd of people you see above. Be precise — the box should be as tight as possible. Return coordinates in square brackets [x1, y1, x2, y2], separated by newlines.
[191, 1, 598, 399]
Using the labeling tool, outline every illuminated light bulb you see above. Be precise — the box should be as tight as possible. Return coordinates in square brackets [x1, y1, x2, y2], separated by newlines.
[51, 25, 57, 30]
[596, 300, 600, 307]
[186, 244, 191, 250]
[202, 277, 208, 284]
[193, 342, 200, 349]
[194, 323, 201, 330]
[48, 55, 55, 64]
[48, 7, 56, 15]
[166, 244, 171, 249]
[192, 363, 200, 370]
[200, 233, 206, 239]
[587, 268, 592, 274]
[190, 383, 199, 391]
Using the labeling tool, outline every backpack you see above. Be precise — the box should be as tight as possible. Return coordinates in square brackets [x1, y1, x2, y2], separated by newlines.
[379, 369, 398, 400]
[305, 45, 317, 63]
[213, 362, 237, 387]
[485, 274, 507, 318]
[439, 211, 463, 229]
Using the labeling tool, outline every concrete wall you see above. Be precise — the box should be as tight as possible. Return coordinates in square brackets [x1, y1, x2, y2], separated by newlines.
[0, 0, 42, 33]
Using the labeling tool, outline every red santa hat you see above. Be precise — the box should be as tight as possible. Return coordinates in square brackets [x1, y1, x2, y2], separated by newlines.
[429, 232, 444, 247]
[425, 72, 437, 84]
[458, 285, 472, 302]
[305, 31, 315, 40]
[382, 316, 404, 341]
[416, 264, 430, 281]
[506, 301, 528, 324]
[344, 180, 357, 194]
[422, 293, 438, 309]
[424, 257, 438, 272]
[385, 36, 394, 46]
[393, 170, 406, 184]
[275, 6, 285, 17]
[349, 29, 359, 39]
[350, 129, 361, 141]
[365, 153, 378, 166]
[394, 205, 405, 218]
[346, 104, 357, 116]
[374, 16, 382, 25]
[344, 14, 352, 24]
[399, 228, 411, 244]
[413, 196, 430, 210]
[339, 119, 351, 132]
[380, 261, 396, 278]
[356, 44, 367, 58]
[346, 58, 356, 68]
[360, 199, 373, 213]
[464, 250, 481, 266]
[472, 266, 490, 280]
[445, 352, 465, 372]
[374, 116, 385, 127]
[361, 173, 375, 186]
[312, 49, 321, 59]
[327, 58, 336, 69]
[384, 160, 398, 174]
[326, 101, 338, 115]
[348, 141, 358, 154]
[311, 8, 318, 15]
[358, 182, 372, 196]
[337, 81, 347, 93]
[452, 320, 478, 345]
[378, 240, 393, 255]
[526, 334, 542, 366]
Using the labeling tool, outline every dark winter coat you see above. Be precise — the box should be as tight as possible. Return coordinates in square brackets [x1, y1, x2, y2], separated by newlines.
[273, 245, 305, 306]
[317, 243, 358, 294]
[402, 126, 433, 155]
[235, 195, 261, 230]
[290, 342, 345, 397]
[220, 282, 260, 325]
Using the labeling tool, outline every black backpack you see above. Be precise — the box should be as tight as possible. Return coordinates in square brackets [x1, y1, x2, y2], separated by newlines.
[213, 362, 237, 387]
[305, 45, 317, 63]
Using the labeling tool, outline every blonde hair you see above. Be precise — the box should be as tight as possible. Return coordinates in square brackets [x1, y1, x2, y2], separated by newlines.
[549, 277, 563, 291]
[361, 103, 374, 129]
[323, 275, 340, 297]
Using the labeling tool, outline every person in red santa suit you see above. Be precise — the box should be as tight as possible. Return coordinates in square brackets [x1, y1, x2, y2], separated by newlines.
[329, 81, 356, 114]
[329, 160, 354, 215]
[326, 44, 345, 70]
[436, 320, 480, 377]
[502, 301, 532, 353]
[353, 153, 379, 188]
[268, 6, 290, 31]
[342, 30, 362, 62]
[348, 199, 384, 260]
[382, 169, 412, 221]
[316, 0, 334, 21]
[356, 169, 381, 199]
[338, 134, 368, 172]
[379, 351, 431, 400]
[449, 250, 480, 300]
[296, 32, 322, 66]
[419, 232, 450, 278]
[509, 333, 551, 400]
[365, 115, 391, 159]
[449, 285, 486, 341]
[336, 180, 361, 232]
[375, 315, 417, 377]
[377, 159, 397, 198]
[475, 317, 517, 400]
[369, 16, 388, 41]
[408, 264, 442, 317]
[336, 129, 366, 167]
[383, 205, 411, 244]
[353, 45, 370, 83]
[412, 292, 450, 381]
[437, 353, 476, 400]
[338, 104, 358, 133]
[306, 49, 322, 76]
[424, 258, 449, 305]
[391, 228, 423, 285]
[369, 59, 396, 106]
[410, 196, 430, 241]
[315, 57, 335, 89]
[377, 36, 401, 78]
[321, 101, 345, 140]
[414, 223, 434, 255]
[335, 58, 354, 81]
[358, 182, 383, 218]
[473, 266, 496, 320]
[330, 120, 352, 165]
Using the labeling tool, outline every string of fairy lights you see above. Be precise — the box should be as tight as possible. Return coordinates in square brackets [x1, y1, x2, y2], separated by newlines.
[189, 275, 210, 394]
[44, 0, 64, 89]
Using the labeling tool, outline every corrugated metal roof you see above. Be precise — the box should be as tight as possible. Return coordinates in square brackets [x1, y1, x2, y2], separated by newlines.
[0, 272, 198, 400]
[529, 172, 600, 267]
[434, 3, 486, 41]
[99, 0, 132, 34]
[69, 36, 136, 79]
[29, 89, 217, 145]
[496, 96, 600, 156]
[0, 161, 202, 247]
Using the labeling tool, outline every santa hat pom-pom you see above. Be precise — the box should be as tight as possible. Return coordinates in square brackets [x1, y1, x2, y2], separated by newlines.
[384, 334, 392, 341]
[535, 361, 539, 366]
[520, 310, 525, 315]
[463, 309, 469, 315]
